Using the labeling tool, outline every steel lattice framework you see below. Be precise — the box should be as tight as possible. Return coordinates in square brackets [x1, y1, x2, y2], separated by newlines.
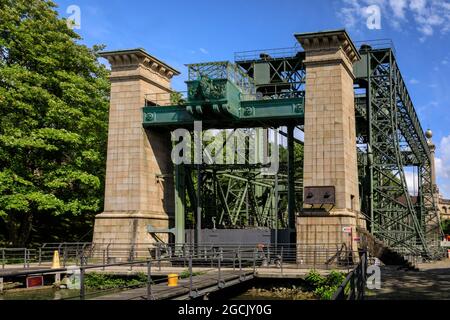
[142, 40, 444, 258]
[355, 46, 443, 258]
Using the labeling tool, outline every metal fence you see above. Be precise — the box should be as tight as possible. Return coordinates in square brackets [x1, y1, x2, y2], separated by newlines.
[332, 252, 367, 300]
[75, 247, 260, 300]
[0, 242, 361, 270]
[1, 248, 34, 269]
[0, 242, 372, 300]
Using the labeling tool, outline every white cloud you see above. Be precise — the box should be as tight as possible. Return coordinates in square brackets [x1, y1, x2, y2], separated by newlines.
[436, 135, 450, 197]
[404, 170, 419, 195]
[390, 0, 407, 18]
[409, 0, 426, 13]
[436, 157, 447, 178]
[199, 48, 209, 54]
[439, 135, 450, 159]
[409, 78, 420, 84]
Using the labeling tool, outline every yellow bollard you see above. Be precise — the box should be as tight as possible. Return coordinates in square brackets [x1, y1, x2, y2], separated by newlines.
[52, 250, 61, 269]
[167, 273, 178, 287]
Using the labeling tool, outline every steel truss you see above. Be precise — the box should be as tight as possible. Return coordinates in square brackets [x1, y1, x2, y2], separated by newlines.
[145, 42, 443, 258]
[355, 47, 443, 258]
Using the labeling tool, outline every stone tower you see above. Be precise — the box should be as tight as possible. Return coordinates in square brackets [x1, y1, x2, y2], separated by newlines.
[295, 30, 365, 255]
[92, 49, 179, 249]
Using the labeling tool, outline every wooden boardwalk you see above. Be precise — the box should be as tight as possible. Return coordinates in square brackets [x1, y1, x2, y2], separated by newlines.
[92, 270, 254, 300]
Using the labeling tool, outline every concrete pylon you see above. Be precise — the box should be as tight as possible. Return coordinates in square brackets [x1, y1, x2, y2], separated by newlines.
[92, 49, 179, 251]
[295, 30, 365, 259]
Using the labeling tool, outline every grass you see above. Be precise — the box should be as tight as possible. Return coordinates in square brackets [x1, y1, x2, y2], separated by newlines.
[84, 272, 147, 290]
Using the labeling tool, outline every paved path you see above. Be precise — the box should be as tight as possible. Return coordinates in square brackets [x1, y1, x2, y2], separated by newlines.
[367, 259, 450, 300]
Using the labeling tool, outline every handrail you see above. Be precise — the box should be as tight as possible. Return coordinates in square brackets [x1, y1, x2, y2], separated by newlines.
[332, 251, 367, 300]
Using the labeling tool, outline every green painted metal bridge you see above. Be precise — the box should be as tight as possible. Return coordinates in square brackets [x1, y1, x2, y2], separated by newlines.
[141, 37, 443, 259]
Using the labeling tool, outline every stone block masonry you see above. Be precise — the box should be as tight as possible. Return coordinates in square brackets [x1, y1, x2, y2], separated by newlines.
[295, 30, 366, 261]
[92, 49, 180, 251]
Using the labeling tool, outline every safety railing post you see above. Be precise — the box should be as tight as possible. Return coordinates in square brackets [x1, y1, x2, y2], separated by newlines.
[38, 247, 42, 266]
[280, 246, 284, 275]
[147, 260, 152, 300]
[361, 252, 367, 299]
[157, 245, 161, 271]
[2, 249, 5, 269]
[80, 267, 85, 300]
[253, 248, 256, 275]
[106, 243, 111, 264]
[210, 247, 214, 268]
[63, 246, 67, 267]
[23, 249, 27, 269]
[189, 254, 193, 298]
[350, 271, 356, 300]
[238, 248, 242, 279]
[217, 252, 221, 288]
[102, 249, 106, 271]
[313, 246, 316, 270]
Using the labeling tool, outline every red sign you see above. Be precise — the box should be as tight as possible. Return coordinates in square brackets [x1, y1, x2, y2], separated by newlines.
[26, 276, 44, 288]
[342, 226, 352, 233]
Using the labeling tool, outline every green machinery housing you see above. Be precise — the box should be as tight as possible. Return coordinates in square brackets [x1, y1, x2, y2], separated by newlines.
[142, 38, 443, 259]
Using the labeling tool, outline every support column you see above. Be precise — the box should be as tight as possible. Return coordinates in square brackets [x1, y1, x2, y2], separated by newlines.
[174, 165, 185, 245]
[287, 125, 296, 241]
[426, 130, 439, 200]
[93, 49, 180, 253]
[295, 30, 364, 260]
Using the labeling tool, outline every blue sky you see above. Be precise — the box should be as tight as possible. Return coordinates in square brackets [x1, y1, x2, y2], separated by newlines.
[54, 0, 450, 197]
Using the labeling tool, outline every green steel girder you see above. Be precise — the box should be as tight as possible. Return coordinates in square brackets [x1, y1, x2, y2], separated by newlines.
[143, 61, 304, 129]
[144, 41, 442, 258]
[143, 97, 304, 129]
[354, 47, 443, 258]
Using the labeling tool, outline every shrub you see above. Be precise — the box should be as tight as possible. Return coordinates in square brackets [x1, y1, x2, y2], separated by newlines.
[304, 270, 346, 300]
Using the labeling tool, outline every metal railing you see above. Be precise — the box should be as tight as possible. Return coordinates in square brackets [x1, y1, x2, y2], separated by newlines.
[145, 91, 188, 107]
[234, 46, 301, 62]
[74, 247, 259, 300]
[354, 39, 396, 55]
[0, 243, 370, 300]
[1, 248, 34, 269]
[332, 251, 367, 300]
[0, 242, 361, 270]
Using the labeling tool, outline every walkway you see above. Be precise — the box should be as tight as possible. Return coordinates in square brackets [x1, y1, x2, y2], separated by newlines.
[91, 270, 254, 300]
[367, 259, 450, 299]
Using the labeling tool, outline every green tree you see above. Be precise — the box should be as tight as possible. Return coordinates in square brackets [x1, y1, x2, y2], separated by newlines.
[0, 0, 110, 246]
[442, 219, 450, 235]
